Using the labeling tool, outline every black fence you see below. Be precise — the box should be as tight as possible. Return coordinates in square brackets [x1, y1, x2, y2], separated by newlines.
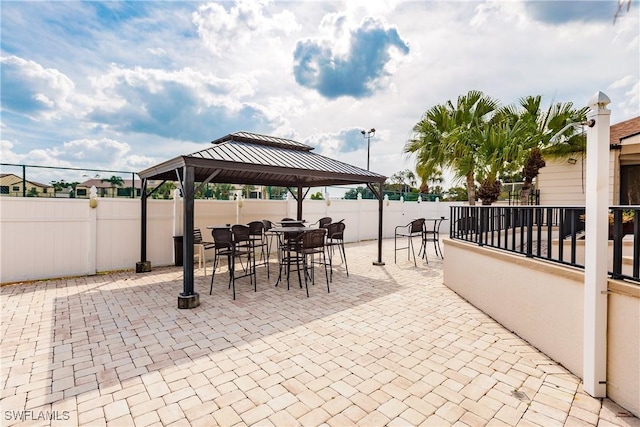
[0, 163, 138, 198]
[450, 205, 639, 284]
[341, 187, 442, 201]
[1, 163, 446, 201]
[507, 189, 540, 205]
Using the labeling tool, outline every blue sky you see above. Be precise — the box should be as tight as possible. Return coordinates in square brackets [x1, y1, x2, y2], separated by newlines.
[1, 0, 638, 186]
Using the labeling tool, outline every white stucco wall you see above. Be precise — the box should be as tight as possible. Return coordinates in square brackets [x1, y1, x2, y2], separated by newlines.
[607, 282, 640, 417]
[443, 238, 585, 376]
[443, 238, 640, 418]
[0, 196, 458, 283]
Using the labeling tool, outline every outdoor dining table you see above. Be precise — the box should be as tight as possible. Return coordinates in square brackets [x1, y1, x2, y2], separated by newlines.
[424, 217, 447, 227]
[207, 224, 232, 229]
[277, 220, 307, 226]
[269, 226, 312, 287]
[422, 217, 447, 259]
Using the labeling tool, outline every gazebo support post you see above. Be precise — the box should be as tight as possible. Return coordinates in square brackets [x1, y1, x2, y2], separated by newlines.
[296, 184, 303, 220]
[367, 181, 385, 266]
[178, 165, 199, 309]
[136, 178, 151, 273]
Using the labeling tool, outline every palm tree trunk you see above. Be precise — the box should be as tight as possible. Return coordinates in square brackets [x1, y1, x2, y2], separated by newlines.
[466, 172, 476, 206]
[520, 178, 532, 205]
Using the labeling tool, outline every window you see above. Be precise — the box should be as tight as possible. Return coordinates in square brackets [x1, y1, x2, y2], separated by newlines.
[620, 165, 640, 204]
[117, 188, 131, 197]
[76, 188, 87, 196]
[12, 186, 20, 192]
[1, 186, 8, 194]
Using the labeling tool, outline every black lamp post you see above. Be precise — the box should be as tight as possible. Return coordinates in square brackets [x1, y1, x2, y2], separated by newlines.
[361, 128, 376, 170]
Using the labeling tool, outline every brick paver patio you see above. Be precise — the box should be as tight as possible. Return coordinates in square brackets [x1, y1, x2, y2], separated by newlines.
[1, 239, 638, 426]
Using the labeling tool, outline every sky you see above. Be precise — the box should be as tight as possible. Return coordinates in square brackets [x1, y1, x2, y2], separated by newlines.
[1, 0, 639, 191]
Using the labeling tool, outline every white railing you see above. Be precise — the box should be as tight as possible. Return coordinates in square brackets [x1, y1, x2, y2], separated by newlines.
[0, 196, 461, 283]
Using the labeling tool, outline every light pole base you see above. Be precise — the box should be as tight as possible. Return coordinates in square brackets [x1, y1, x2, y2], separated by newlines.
[373, 261, 385, 266]
[178, 293, 200, 309]
[136, 261, 151, 273]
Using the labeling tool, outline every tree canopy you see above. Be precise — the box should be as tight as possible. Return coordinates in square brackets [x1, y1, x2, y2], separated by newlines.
[405, 90, 589, 205]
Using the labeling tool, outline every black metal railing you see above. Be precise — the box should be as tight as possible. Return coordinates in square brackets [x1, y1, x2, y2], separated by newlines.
[0, 163, 139, 198]
[450, 205, 639, 283]
[508, 189, 540, 205]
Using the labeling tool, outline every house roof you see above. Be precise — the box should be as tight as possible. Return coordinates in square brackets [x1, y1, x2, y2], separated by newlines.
[611, 116, 640, 145]
[138, 131, 386, 187]
[79, 179, 141, 189]
[0, 173, 51, 188]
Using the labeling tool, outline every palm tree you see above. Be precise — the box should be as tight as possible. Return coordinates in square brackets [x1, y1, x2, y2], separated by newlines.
[210, 183, 235, 200]
[241, 185, 256, 198]
[417, 166, 444, 194]
[475, 117, 529, 204]
[387, 169, 417, 195]
[154, 181, 177, 199]
[405, 90, 500, 205]
[498, 96, 588, 204]
[101, 175, 124, 197]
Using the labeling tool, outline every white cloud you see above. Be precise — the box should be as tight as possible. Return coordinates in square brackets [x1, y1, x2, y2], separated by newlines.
[1, 137, 157, 171]
[90, 64, 256, 112]
[618, 80, 640, 118]
[0, 140, 21, 164]
[1, 0, 637, 183]
[610, 74, 638, 90]
[193, 0, 300, 56]
[0, 55, 75, 119]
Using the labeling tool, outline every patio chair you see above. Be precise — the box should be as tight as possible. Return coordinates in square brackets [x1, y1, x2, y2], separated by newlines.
[209, 228, 234, 297]
[248, 220, 269, 278]
[310, 216, 332, 229]
[232, 224, 257, 288]
[325, 221, 348, 281]
[394, 218, 426, 266]
[293, 228, 329, 297]
[277, 221, 305, 290]
[194, 228, 215, 275]
[209, 226, 256, 300]
[262, 219, 278, 264]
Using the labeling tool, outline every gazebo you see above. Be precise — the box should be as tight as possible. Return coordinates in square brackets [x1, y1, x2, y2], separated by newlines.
[137, 132, 387, 308]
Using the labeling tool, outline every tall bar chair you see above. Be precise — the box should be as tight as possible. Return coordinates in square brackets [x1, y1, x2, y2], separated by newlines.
[326, 221, 348, 281]
[394, 218, 426, 266]
[294, 228, 330, 297]
[209, 228, 235, 297]
[231, 224, 257, 294]
[248, 220, 269, 278]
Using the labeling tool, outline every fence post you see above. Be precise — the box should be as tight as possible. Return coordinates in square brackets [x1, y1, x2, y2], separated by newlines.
[526, 208, 533, 257]
[88, 186, 98, 274]
[583, 91, 610, 398]
[357, 193, 363, 241]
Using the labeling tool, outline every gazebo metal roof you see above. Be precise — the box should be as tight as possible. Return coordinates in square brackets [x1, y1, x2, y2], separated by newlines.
[137, 131, 387, 309]
[138, 131, 385, 187]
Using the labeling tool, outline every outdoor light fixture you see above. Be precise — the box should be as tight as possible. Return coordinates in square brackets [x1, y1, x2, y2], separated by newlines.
[89, 186, 98, 208]
[361, 128, 376, 170]
[568, 158, 578, 165]
[550, 119, 596, 143]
